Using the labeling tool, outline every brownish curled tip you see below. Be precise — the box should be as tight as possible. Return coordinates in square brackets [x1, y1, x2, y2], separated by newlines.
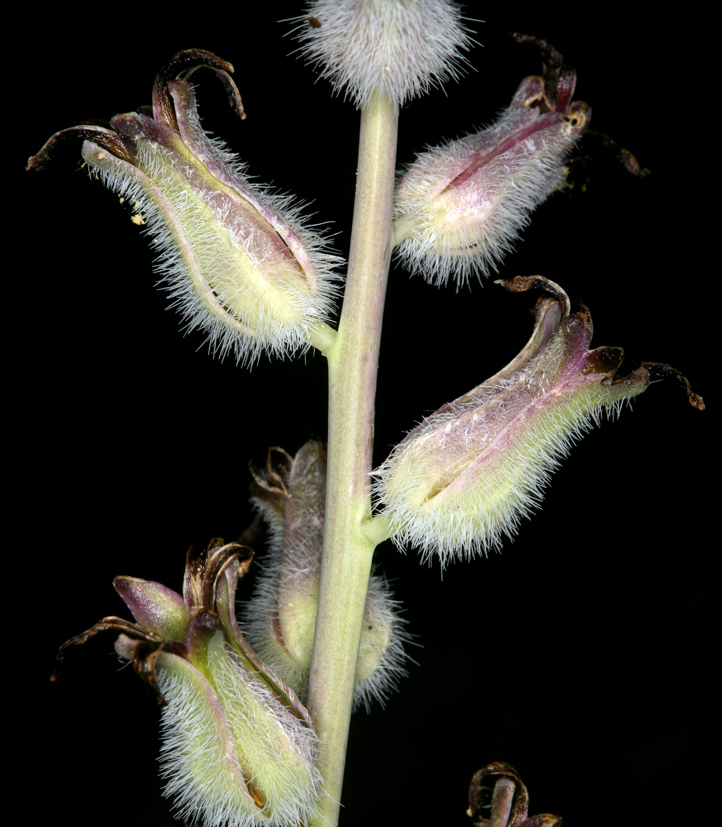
[308, 15, 322, 27]
[641, 362, 705, 410]
[495, 275, 571, 320]
[249, 446, 293, 498]
[510, 33, 571, 111]
[186, 538, 254, 614]
[585, 130, 650, 177]
[131, 639, 168, 705]
[27, 125, 136, 172]
[153, 49, 245, 130]
[51, 615, 165, 683]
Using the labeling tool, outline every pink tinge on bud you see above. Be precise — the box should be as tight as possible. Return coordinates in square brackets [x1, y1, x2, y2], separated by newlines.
[393, 45, 590, 287]
[113, 576, 188, 641]
[374, 277, 702, 566]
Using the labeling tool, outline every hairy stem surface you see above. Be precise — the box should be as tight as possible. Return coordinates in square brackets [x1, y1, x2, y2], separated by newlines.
[306, 93, 398, 826]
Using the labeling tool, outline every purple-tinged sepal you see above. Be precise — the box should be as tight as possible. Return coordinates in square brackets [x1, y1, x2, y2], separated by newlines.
[113, 577, 188, 641]
[374, 277, 703, 566]
[393, 37, 591, 287]
[28, 49, 338, 365]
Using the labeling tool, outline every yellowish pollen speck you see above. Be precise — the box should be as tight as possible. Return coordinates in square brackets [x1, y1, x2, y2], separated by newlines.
[131, 214, 145, 226]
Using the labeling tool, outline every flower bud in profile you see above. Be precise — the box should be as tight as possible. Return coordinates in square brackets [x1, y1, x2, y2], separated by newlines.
[393, 37, 591, 287]
[244, 441, 407, 710]
[27, 50, 337, 365]
[52, 539, 321, 827]
[292, 0, 473, 109]
[374, 277, 703, 566]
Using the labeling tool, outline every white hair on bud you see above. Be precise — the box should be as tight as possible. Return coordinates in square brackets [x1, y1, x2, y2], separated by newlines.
[393, 130, 570, 288]
[392, 69, 590, 288]
[291, 0, 475, 109]
[242, 512, 410, 711]
[352, 571, 411, 712]
[84, 130, 338, 367]
[157, 637, 321, 826]
[373, 364, 636, 568]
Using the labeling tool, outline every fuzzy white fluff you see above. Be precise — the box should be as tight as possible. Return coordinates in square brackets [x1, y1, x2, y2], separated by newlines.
[291, 0, 473, 109]
[82, 124, 338, 366]
[156, 636, 321, 827]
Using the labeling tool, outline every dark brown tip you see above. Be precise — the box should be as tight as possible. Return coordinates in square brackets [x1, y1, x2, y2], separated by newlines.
[153, 49, 245, 130]
[27, 125, 135, 172]
[641, 362, 705, 410]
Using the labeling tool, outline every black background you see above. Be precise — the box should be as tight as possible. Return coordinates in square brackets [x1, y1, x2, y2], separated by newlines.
[17, 4, 714, 826]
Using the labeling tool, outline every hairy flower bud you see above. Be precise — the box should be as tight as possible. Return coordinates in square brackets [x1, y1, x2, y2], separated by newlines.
[27, 50, 337, 365]
[243, 441, 407, 710]
[292, 0, 473, 109]
[53, 540, 321, 827]
[393, 37, 590, 287]
[374, 277, 703, 565]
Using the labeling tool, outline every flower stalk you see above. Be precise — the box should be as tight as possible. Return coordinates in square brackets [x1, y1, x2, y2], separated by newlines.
[306, 91, 399, 826]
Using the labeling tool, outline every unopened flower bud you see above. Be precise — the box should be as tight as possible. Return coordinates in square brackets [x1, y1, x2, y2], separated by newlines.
[374, 277, 703, 565]
[393, 37, 590, 286]
[53, 540, 321, 827]
[293, 0, 473, 109]
[244, 441, 407, 710]
[27, 50, 337, 365]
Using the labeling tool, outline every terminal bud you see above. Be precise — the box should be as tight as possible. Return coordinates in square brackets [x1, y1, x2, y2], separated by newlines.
[293, 0, 473, 110]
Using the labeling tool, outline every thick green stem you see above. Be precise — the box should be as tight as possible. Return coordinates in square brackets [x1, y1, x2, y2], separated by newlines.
[306, 93, 398, 827]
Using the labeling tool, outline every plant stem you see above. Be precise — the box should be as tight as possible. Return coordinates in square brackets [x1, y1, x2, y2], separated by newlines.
[306, 92, 398, 827]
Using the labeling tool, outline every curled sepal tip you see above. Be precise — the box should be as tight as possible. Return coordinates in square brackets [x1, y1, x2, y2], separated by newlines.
[28, 49, 338, 366]
[374, 276, 703, 566]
